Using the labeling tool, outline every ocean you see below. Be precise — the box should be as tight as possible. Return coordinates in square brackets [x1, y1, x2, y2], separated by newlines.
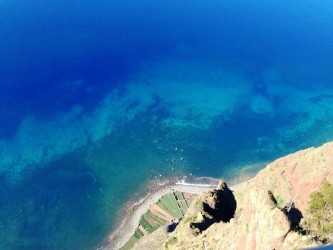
[0, 0, 332, 249]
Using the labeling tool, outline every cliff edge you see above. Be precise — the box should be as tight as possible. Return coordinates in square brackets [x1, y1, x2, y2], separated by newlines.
[133, 142, 333, 250]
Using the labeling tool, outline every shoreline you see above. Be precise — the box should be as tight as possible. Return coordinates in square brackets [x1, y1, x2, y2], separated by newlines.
[99, 175, 253, 250]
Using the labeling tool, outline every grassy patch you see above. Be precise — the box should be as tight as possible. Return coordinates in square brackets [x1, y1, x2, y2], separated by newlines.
[186, 199, 193, 207]
[139, 217, 154, 233]
[146, 211, 166, 225]
[159, 194, 182, 218]
[154, 209, 170, 220]
[174, 191, 184, 201]
[134, 229, 144, 239]
[178, 200, 188, 214]
[120, 236, 139, 250]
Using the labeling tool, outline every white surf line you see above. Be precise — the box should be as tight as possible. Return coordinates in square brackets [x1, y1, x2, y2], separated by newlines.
[175, 180, 217, 188]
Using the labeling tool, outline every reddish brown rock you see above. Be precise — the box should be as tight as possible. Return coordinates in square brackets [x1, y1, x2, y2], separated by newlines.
[160, 142, 333, 250]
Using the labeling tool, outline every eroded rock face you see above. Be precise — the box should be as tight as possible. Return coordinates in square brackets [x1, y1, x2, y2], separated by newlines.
[206, 181, 237, 223]
[161, 142, 333, 250]
[188, 181, 236, 233]
[253, 142, 333, 214]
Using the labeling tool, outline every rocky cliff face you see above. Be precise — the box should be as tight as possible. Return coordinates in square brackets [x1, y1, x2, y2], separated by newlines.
[157, 142, 333, 250]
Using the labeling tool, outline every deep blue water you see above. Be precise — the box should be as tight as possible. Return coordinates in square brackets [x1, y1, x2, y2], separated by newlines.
[1, 0, 333, 249]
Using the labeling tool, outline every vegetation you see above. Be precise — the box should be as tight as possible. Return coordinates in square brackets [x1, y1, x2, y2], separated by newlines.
[175, 192, 184, 201]
[178, 200, 188, 214]
[183, 215, 196, 224]
[165, 236, 177, 246]
[268, 190, 284, 208]
[139, 217, 154, 233]
[302, 181, 333, 242]
[134, 229, 144, 239]
[186, 199, 193, 207]
[121, 236, 139, 250]
[146, 211, 166, 225]
[275, 195, 284, 208]
[121, 235, 138, 250]
[159, 194, 183, 218]
[122, 192, 196, 249]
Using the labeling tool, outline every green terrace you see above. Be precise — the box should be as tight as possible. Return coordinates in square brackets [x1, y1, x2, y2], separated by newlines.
[121, 191, 196, 250]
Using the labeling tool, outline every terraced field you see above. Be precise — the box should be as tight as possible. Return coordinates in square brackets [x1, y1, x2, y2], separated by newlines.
[121, 192, 196, 250]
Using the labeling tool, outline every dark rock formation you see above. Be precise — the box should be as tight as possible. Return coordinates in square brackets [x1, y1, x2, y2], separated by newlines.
[187, 181, 236, 233]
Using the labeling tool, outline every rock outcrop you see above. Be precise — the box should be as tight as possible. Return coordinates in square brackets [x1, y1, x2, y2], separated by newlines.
[158, 142, 333, 250]
[184, 181, 236, 234]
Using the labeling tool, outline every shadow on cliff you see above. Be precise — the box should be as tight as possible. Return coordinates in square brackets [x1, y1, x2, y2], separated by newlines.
[191, 181, 237, 233]
[282, 202, 303, 229]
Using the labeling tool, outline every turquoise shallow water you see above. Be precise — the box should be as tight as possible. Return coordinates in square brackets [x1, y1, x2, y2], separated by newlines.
[1, 0, 333, 249]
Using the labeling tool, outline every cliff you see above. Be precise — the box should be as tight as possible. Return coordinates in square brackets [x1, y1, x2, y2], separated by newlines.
[133, 142, 333, 250]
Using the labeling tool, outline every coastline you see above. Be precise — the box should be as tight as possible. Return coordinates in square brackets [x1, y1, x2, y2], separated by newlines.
[100, 176, 253, 250]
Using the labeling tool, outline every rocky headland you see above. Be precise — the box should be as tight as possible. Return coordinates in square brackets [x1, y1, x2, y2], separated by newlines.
[127, 142, 333, 250]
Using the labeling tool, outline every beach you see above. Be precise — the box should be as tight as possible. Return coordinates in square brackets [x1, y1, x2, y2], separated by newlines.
[102, 177, 250, 250]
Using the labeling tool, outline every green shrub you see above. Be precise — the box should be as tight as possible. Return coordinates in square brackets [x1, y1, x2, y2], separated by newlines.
[275, 195, 284, 208]
[303, 181, 333, 242]
[183, 216, 196, 224]
[321, 181, 333, 207]
[308, 192, 325, 212]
